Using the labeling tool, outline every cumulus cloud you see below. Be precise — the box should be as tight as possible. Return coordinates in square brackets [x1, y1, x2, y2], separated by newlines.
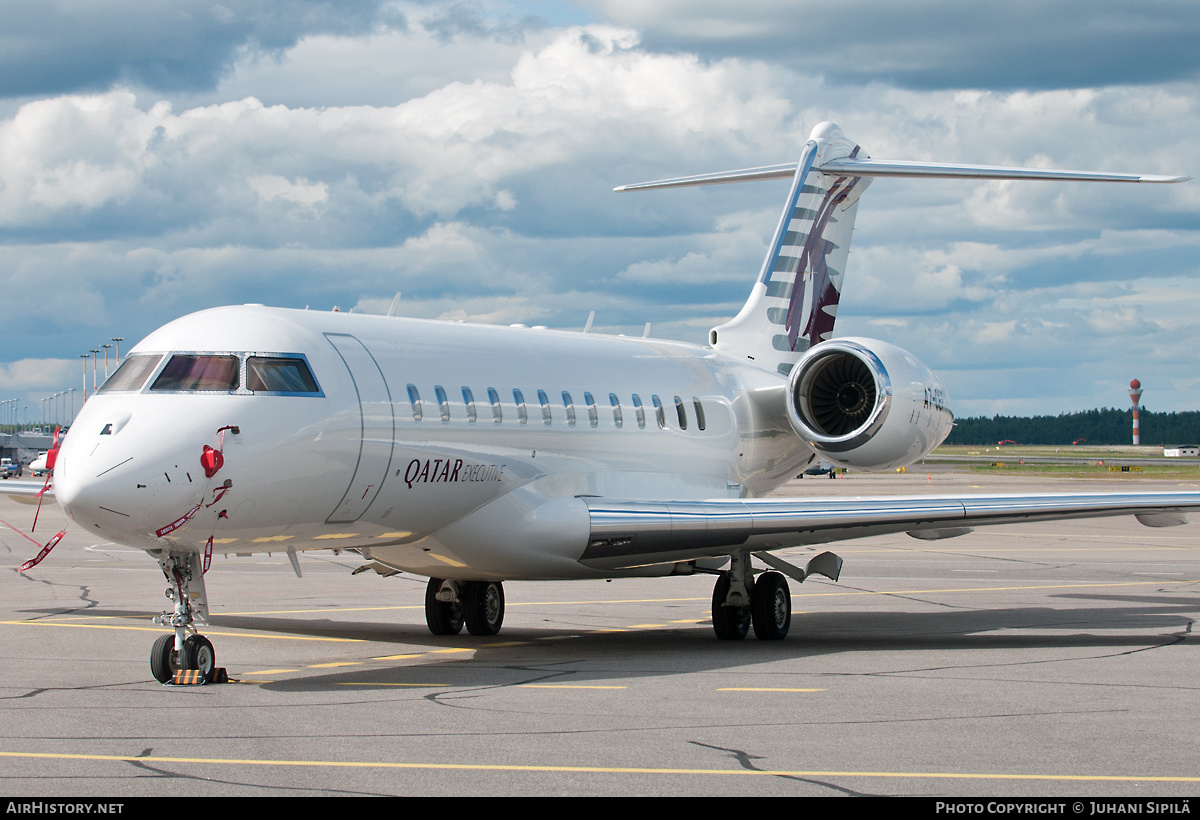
[580, 0, 1200, 90]
[0, 0, 390, 98]
[0, 358, 80, 393]
[0, 9, 1197, 418]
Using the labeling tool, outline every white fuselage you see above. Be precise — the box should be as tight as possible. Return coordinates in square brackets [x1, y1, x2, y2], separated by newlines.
[54, 305, 813, 580]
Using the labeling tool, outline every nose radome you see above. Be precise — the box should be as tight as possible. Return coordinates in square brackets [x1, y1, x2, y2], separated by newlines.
[54, 427, 201, 540]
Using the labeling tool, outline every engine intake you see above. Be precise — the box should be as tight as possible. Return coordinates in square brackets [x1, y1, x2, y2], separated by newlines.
[796, 349, 881, 438]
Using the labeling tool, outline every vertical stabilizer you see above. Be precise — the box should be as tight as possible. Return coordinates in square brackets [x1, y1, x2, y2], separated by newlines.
[710, 123, 870, 376]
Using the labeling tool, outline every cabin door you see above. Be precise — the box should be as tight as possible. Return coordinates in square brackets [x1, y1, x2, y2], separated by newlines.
[324, 333, 395, 523]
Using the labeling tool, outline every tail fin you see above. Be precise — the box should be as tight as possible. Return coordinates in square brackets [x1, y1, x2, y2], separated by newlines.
[711, 122, 869, 375]
[615, 121, 1187, 377]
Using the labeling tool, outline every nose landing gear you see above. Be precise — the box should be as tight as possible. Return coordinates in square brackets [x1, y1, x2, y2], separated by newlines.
[151, 551, 219, 684]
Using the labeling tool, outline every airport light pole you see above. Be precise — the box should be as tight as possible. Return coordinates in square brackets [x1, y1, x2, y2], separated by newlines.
[80, 354, 90, 401]
[111, 337, 124, 364]
[102, 344, 113, 379]
[90, 349, 100, 392]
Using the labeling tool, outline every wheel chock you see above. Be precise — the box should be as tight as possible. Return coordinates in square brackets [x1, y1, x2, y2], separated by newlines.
[169, 667, 229, 685]
[171, 670, 207, 685]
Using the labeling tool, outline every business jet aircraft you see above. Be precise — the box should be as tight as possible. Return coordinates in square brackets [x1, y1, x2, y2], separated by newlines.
[28, 122, 1200, 684]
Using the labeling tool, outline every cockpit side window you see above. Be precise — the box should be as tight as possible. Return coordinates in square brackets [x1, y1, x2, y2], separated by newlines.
[246, 356, 320, 394]
[151, 355, 240, 392]
[97, 355, 162, 393]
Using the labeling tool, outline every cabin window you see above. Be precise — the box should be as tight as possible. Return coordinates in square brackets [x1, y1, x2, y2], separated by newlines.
[488, 388, 502, 424]
[584, 392, 599, 428]
[151, 355, 239, 392]
[435, 386, 451, 423]
[674, 396, 688, 430]
[632, 394, 646, 429]
[537, 390, 552, 425]
[562, 391, 576, 427]
[609, 393, 623, 428]
[652, 395, 666, 429]
[407, 384, 423, 421]
[98, 355, 162, 393]
[692, 397, 706, 431]
[513, 389, 528, 425]
[462, 387, 477, 423]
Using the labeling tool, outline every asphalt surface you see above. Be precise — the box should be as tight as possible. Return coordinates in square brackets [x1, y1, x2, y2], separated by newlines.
[3, 471, 1199, 797]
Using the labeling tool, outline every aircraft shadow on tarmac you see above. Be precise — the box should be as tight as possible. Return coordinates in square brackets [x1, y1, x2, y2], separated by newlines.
[175, 593, 1200, 693]
[11, 585, 1195, 693]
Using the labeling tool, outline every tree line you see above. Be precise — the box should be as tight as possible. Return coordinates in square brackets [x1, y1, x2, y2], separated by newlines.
[945, 407, 1200, 446]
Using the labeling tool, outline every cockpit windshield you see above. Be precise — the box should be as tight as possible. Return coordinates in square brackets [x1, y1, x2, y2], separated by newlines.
[121, 352, 324, 395]
[151, 355, 240, 392]
[246, 357, 320, 393]
[105, 351, 321, 395]
[96, 355, 163, 393]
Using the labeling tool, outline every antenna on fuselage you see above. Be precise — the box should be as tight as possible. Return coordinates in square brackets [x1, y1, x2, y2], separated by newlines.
[583, 311, 595, 333]
[387, 292, 402, 317]
[643, 322, 651, 338]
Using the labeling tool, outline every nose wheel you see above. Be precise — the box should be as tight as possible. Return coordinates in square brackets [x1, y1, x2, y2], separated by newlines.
[149, 633, 217, 684]
[150, 634, 182, 683]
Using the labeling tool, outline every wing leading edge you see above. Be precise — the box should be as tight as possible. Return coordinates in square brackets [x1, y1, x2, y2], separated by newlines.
[580, 492, 1200, 571]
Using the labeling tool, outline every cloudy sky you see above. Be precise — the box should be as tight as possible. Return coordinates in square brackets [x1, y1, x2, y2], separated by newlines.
[2, 0, 1198, 422]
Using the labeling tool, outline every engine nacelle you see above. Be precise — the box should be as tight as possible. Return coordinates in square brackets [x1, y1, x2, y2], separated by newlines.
[786, 337, 953, 471]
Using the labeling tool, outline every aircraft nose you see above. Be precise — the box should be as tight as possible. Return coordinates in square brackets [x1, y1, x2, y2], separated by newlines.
[54, 408, 218, 546]
[54, 438, 146, 532]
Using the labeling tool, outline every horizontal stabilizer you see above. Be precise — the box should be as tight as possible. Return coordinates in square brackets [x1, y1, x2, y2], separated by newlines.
[818, 158, 1189, 183]
[614, 164, 796, 191]
[616, 159, 1189, 191]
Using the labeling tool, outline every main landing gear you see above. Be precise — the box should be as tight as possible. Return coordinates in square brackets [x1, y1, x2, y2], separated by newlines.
[151, 551, 217, 683]
[710, 551, 843, 641]
[425, 578, 506, 636]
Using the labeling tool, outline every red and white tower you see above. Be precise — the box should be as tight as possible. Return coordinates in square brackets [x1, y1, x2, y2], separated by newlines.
[1129, 379, 1143, 445]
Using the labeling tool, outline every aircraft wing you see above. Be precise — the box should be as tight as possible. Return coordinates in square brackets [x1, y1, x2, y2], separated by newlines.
[3, 481, 53, 505]
[579, 492, 1200, 571]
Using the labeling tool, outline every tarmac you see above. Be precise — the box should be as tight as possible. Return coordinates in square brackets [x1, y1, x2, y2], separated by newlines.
[2, 469, 1199, 797]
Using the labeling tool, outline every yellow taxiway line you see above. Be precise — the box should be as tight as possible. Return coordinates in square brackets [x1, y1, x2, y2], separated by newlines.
[2, 751, 1198, 783]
